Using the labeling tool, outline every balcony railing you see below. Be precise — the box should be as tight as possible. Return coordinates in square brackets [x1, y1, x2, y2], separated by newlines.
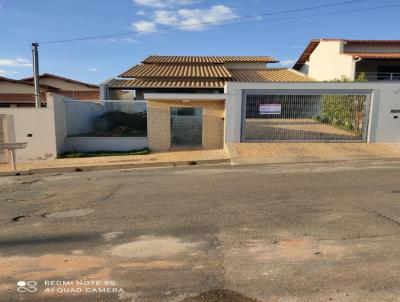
[358, 72, 400, 81]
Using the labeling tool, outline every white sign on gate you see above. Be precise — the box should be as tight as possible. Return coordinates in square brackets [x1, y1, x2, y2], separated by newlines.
[259, 104, 281, 115]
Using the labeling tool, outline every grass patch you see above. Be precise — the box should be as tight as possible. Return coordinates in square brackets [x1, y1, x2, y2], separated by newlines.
[58, 148, 150, 158]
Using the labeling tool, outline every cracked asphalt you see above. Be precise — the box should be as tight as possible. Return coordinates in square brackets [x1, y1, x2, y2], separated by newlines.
[1, 159, 400, 301]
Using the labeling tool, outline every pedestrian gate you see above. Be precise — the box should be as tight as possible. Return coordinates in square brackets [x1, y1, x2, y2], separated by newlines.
[241, 91, 370, 142]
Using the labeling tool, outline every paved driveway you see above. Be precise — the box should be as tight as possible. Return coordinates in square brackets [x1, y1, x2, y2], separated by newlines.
[244, 118, 361, 141]
[1, 160, 400, 301]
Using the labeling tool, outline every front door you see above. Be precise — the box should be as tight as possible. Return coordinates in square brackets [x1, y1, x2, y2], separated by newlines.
[170, 107, 202, 148]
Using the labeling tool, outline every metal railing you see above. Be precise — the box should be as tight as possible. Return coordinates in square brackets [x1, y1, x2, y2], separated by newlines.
[358, 72, 400, 81]
[242, 92, 370, 142]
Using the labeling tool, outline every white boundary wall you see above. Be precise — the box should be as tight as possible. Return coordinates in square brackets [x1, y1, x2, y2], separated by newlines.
[0, 108, 57, 161]
[65, 137, 148, 152]
[0, 94, 149, 161]
[224, 82, 400, 144]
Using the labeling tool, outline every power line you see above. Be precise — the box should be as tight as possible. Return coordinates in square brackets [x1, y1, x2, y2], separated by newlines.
[38, 0, 373, 44]
[214, 3, 400, 30]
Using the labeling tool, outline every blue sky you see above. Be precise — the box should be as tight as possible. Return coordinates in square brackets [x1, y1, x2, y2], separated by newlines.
[1, 0, 399, 84]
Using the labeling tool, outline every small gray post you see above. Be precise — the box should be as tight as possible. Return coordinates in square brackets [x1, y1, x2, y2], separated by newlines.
[32, 42, 41, 108]
[10, 149, 16, 171]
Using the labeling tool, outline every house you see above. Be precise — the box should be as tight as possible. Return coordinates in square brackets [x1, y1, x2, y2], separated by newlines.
[0, 77, 48, 107]
[102, 55, 312, 151]
[3, 54, 400, 163]
[293, 39, 400, 81]
[0, 74, 99, 107]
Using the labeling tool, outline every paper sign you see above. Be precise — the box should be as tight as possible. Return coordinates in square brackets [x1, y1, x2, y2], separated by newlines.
[259, 104, 281, 115]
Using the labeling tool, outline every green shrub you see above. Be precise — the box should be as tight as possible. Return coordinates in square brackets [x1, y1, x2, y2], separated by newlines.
[100, 111, 147, 131]
[58, 148, 150, 158]
[321, 95, 366, 134]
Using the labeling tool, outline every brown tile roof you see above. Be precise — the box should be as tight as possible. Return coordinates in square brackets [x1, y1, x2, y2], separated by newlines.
[0, 76, 37, 87]
[345, 40, 400, 44]
[0, 93, 46, 104]
[57, 91, 100, 100]
[107, 68, 313, 88]
[0, 91, 100, 106]
[106, 79, 225, 89]
[22, 73, 99, 88]
[142, 55, 278, 64]
[345, 52, 400, 59]
[120, 64, 232, 79]
[229, 68, 314, 82]
[293, 39, 321, 69]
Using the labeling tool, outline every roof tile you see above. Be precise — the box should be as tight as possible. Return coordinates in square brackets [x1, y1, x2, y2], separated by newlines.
[106, 79, 225, 89]
[345, 52, 400, 59]
[120, 64, 232, 79]
[229, 68, 314, 82]
[142, 55, 278, 64]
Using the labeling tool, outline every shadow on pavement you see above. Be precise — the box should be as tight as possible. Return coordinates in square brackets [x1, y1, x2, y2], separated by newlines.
[180, 289, 262, 302]
[0, 233, 99, 248]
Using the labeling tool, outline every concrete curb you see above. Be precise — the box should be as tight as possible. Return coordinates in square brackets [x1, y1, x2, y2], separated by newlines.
[0, 158, 231, 176]
[230, 156, 400, 167]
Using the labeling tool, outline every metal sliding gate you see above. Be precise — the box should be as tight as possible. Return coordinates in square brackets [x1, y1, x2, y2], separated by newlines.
[241, 90, 371, 142]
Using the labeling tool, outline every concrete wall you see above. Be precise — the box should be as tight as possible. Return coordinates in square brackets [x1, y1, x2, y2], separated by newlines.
[225, 82, 400, 144]
[107, 89, 136, 100]
[307, 41, 355, 81]
[0, 106, 57, 161]
[147, 100, 225, 151]
[50, 93, 68, 155]
[65, 137, 148, 152]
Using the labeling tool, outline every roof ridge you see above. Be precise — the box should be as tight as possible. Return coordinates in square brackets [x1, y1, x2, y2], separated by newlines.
[21, 73, 98, 88]
[227, 68, 288, 70]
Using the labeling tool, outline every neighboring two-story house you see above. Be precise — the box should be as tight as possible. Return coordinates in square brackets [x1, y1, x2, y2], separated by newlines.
[293, 39, 400, 81]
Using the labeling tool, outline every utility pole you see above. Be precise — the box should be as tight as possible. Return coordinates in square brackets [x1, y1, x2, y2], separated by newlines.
[31, 42, 41, 108]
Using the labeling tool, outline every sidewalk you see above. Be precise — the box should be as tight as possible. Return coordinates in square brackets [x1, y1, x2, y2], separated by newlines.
[228, 143, 400, 165]
[0, 149, 230, 175]
[3, 143, 400, 176]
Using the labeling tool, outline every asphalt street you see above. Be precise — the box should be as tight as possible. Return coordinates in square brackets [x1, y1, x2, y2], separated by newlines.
[1, 159, 400, 302]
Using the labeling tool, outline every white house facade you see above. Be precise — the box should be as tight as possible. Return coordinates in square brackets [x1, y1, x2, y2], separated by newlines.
[293, 39, 400, 81]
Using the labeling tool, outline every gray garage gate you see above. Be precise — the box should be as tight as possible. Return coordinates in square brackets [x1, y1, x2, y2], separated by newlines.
[241, 90, 371, 142]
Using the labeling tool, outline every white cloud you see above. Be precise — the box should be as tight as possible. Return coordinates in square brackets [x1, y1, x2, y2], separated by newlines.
[133, 0, 196, 8]
[122, 37, 140, 44]
[179, 5, 237, 30]
[0, 70, 18, 76]
[89, 68, 99, 72]
[0, 57, 31, 67]
[154, 10, 179, 25]
[279, 59, 296, 67]
[135, 5, 237, 32]
[137, 10, 146, 15]
[132, 20, 157, 33]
